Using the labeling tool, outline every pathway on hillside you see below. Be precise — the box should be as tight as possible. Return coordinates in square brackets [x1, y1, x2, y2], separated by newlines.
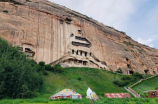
[125, 75, 157, 98]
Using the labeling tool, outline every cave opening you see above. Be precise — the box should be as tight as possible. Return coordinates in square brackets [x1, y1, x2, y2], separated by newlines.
[70, 34, 74, 37]
[153, 71, 156, 75]
[90, 52, 92, 56]
[129, 70, 134, 75]
[76, 50, 78, 55]
[66, 18, 72, 24]
[144, 69, 149, 74]
[72, 50, 74, 54]
[78, 30, 82, 34]
[60, 19, 63, 24]
[85, 52, 87, 56]
[127, 64, 131, 68]
[80, 51, 82, 56]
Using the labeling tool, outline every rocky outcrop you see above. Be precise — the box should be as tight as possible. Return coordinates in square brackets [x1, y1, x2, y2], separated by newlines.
[0, 0, 158, 74]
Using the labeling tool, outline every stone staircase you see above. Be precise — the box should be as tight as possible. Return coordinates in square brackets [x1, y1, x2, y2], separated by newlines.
[125, 75, 157, 98]
[124, 87, 140, 98]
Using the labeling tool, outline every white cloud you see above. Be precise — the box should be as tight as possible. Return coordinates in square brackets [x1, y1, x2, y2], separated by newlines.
[49, 0, 141, 30]
[49, 0, 158, 49]
[137, 38, 154, 47]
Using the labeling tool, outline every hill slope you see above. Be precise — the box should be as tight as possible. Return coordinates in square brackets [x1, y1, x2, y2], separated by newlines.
[132, 75, 158, 95]
[42, 67, 129, 98]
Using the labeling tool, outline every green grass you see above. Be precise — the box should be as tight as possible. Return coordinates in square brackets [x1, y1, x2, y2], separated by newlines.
[133, 75, 158, 96]
[41, 67, 126, 98]
[1, 67, 158, 103]
[1, 98, 158, 104]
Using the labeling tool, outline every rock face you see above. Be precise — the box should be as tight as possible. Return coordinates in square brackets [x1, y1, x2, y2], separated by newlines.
[0, 0, 158, 74]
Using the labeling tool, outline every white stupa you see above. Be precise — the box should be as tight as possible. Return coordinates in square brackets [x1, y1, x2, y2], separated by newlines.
[86, 87, 93, 98]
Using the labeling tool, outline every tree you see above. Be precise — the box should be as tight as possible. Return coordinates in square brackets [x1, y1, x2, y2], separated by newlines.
[0, 38, 43, 99]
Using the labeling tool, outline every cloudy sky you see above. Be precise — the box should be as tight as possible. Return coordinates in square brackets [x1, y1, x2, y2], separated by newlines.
[49, 0, 158, 49]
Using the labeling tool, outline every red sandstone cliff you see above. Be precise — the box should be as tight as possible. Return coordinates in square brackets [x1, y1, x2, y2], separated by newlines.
[0, 0, 158, 74]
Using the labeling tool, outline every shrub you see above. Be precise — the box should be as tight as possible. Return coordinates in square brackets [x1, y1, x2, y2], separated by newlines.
[113, 80, 129, 87]
[45, 64, 52, 71]
[133, 72, 144, 79]
[123, 41, 134, 47]
[116, 68, 123, 74]
[43, 71, 48, 76]
[77, 77, 82, 81]
[121, 76, 131, 80]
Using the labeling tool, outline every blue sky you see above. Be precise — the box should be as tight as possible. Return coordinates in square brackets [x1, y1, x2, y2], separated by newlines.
[49, 0, 158, 49]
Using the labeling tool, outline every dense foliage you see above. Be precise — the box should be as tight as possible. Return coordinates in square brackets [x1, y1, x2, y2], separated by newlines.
[0, 38, 43, 99]
[37, 61, 64, 75]
[113, 72, 144, 87]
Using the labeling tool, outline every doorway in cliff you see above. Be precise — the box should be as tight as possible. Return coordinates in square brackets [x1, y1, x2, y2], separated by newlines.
[76, 50, 78, 55]
[72, 50, 74, 54]
[80, 51, 82, 56]
[78, 30, 82, 34]
[85, 52, 87, 56]
[144, 69, 149, 74]
[90, 52, 92, 56]
[66, 18, 72, 24]
[153, 71, 156, 75]
[83, 61, 87, 66]
[60, 19, 63, 24]
[127, 64, 131, 68]
[129, 70, 134, 75]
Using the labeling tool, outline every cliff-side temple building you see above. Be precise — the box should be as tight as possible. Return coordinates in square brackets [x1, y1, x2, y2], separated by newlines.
[0, 0, 158, 74]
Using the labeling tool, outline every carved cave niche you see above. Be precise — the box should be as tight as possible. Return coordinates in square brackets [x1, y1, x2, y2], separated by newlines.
[85, 52, 87, 56]
[72, 49, 74, 54]
[70, 34, 74, 37]
[59, 19, 63, 24]
[90, 52, 92, 56]
[83, 61, 87, 66]
[127, 64, 131, 68]
[129, 70, 134, 75]
[66, 18, 72, 24]
[78, 30, 82, 34]
[153, 71, 156, 75]
[80, 51, 82, 56]
[144, 69, 149, 74]
[21, 43, 35, 59]
[76, 50, 78, 55]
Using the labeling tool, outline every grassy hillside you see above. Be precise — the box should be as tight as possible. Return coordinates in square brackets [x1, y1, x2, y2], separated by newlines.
[132, 75, 158, 95]
[40, 67, 129, 98]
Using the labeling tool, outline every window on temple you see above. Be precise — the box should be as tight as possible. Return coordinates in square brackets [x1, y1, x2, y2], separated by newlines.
[66, 18, 72, 24]
[80, 51, 82, 56]
[85, 52, 87, 56]
[76, 50, 78, 55]
[60, 19, 63, 24]
[72, 50, 74, 54]
[78, 30, 82, 34]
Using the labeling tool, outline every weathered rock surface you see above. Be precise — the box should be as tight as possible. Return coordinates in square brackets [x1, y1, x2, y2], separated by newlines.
[0, 0, 158, 74]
